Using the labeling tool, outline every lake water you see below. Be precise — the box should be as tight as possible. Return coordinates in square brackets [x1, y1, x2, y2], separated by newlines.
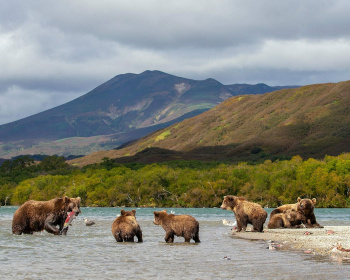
[1, 207, 350, 279]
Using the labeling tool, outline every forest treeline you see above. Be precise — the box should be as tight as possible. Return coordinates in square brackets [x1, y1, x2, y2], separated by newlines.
[0, 153, 350, 208]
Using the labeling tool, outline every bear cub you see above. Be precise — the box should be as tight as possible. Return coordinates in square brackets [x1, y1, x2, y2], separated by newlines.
[111, 209, 143, 242]
[267, 209, 306, 229]
[153, 210, 200, 243]
[269, 197, 323, 228]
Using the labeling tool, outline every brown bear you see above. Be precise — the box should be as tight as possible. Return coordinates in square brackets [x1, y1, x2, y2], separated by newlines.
[12, 196, 81, 235]
[220, 195, 267, 232]
[153, 210, 200, 243]
[111, 210, 143, 242]
[269, 197, 323, 228]
[267, 209, 306, 229]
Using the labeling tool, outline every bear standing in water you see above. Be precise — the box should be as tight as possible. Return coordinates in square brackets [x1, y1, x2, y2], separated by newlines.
[12, 196, 81, 235]
[221, 195, 267, 232]
[153, 210, 200, 243]
[111, 210, 143, 242]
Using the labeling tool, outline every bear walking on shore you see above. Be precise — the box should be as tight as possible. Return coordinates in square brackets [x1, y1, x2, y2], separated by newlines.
[221, 195, 267, 232]
[153, 210, 200, 243]
[12, 196, 81, 235]
[111, 210, 143, 242]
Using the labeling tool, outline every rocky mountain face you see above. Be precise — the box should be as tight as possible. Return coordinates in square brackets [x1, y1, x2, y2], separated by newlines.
[0, 70, 295, 158]
[68, 80, 350, 166]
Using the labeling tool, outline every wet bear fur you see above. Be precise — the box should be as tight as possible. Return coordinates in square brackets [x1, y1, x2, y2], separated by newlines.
[12, 196, 81, 235]
[153, 210, 200, 243]
[220, 195, 267, 232]
[111, 210, 143, 242]
[267, 209, 306, 229]
[269, 197, 323, 228]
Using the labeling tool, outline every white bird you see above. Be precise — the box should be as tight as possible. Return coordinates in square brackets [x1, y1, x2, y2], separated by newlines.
[222, 219, 237, 227]
[84, 217, 95, 226]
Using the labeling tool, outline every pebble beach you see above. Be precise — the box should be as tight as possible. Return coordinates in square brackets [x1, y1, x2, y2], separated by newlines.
[232, 226, 350, 261]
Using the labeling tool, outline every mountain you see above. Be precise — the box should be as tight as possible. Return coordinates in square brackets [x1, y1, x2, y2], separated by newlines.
[68, 80, 350, 166]
[0, 70, 296, 158]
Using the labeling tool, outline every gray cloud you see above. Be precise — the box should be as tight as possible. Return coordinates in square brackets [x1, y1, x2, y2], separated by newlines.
[1, 0, 350, 125]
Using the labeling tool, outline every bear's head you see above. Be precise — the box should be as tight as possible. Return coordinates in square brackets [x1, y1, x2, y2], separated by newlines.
[284, 209, 298, 221]
[63, 196, 81, 216]
[297, 197, 316, 216]
[153, 210, 167, 225]
[120, 209, 136, 216]
[221, 195, 246, 211]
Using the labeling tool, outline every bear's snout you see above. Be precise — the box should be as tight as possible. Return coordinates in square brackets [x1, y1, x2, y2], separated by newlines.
[74, 210, 81, 216]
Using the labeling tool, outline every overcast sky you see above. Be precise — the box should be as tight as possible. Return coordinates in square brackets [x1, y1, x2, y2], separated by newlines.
[1, 0, 350, 125]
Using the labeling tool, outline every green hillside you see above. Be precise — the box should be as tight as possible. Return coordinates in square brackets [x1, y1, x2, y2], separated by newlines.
[69, 80, 350, 166]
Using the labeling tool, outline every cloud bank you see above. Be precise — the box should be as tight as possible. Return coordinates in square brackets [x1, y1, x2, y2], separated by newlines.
[1, 0, 350, 124]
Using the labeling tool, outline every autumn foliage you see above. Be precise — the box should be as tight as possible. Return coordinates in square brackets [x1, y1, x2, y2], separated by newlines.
[1, 153, 349, 208]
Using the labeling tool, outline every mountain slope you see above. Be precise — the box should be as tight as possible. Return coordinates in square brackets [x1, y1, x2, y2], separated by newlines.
[0, 70, 292, 158]
[69, 80, 350, 166]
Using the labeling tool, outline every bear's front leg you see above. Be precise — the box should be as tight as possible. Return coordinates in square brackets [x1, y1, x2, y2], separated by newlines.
[309, 215, 323, 228]
[312, 222, 323, 228]
[235, 218, 243, 232]
[61, 227, 68, 235]
[239, 217, 248, 232]
[44, 215, 60, 235]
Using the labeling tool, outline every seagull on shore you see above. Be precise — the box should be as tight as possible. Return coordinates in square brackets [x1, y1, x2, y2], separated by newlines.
[222, 219, 237, 227]
[84, 217, 95, 226]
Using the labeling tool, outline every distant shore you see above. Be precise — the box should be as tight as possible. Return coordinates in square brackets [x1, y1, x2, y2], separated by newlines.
[231, 226, 350, 262]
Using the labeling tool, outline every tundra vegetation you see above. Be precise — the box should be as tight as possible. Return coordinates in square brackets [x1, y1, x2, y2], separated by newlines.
[0, 153, 349, 208]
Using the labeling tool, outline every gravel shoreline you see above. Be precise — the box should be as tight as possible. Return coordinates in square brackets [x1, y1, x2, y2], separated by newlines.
[231, 226, 350, 261]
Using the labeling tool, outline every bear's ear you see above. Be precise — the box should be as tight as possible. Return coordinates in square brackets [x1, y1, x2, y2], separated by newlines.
[64, 196, 70, 203]
[312, 198, 316, 204]
[154, 211, 159, 216]
[297, 197, 301, 203]
[76, 197, 81, 203]
[121, 210, 125, 215]
[132, 210, 136, 215]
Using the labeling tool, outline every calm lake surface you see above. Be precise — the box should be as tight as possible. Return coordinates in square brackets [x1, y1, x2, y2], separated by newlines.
[1, 207, 350, 280]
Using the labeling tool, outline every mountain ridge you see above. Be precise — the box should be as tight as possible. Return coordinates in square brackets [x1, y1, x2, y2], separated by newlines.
[0, 70, 297, 158]
[68, 80, 350, 166]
